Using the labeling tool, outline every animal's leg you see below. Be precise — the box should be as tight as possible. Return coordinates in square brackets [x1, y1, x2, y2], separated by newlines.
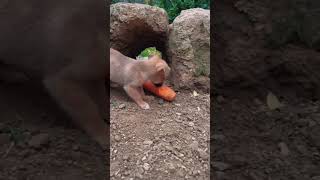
[87, 80, 108, 121]
[123, 85, 150, 109]
[43, 73, 108, 150]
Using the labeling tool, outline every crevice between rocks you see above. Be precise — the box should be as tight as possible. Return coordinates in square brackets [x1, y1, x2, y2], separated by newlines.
[112, 19, 168, 62]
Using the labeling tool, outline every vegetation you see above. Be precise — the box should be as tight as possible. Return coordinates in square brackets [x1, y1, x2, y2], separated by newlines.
[111, 0, 210, 23]
[138, 47, 162, 59]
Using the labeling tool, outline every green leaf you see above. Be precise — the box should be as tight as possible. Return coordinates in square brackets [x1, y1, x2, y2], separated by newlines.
[138, 47, 162, 60]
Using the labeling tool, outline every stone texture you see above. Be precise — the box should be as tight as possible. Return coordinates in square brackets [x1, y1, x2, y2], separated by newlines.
[110, 3, 169, 58]
[167, 8, 210, 92]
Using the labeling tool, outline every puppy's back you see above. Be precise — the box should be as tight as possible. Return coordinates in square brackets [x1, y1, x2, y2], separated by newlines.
[110, 48, 138, 85]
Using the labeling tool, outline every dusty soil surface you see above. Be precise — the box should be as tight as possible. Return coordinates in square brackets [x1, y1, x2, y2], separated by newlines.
[213, 0, 320, 179]
[0, 84, 106, 180]
[110, 87, 210, 180]
[212, 90, 320, 180]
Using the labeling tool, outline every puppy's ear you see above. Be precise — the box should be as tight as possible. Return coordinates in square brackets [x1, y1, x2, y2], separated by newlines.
[155, 62, 165, 72]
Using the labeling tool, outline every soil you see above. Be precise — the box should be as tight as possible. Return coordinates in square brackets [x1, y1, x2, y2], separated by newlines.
[212, 90, 320, 180]
[212, 0, 320, 179]
[110, 87, 210, 180]
[0, 83, 106, 180]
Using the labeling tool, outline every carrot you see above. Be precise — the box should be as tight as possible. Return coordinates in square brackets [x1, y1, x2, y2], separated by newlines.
[143, 80, 176, 102]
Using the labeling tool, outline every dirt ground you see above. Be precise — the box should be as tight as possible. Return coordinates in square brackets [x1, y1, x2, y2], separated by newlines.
[0, 83, 106, 180]
[212, 0, 320, 179]
[110, 87, 210, 180]
[212, 89, 320, 180]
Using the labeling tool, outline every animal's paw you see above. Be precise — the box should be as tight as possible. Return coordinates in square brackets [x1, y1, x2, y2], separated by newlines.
[139, 102, 150, 110]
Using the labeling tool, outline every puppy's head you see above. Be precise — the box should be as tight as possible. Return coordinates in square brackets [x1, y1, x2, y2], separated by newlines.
[148, 55, 171, 87]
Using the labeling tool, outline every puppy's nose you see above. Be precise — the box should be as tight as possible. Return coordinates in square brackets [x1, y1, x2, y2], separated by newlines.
[154, 83, 163, 87]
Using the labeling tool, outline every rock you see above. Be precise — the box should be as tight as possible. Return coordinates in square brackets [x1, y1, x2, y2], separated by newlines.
[110, 161, 120, 176]
[278, 142, 290, 156]
[158, 99, 164, 105]
[123, 155, 129, 161]
[177, 169, 185, 177]
[0, 133, 11, 145]
[143, 163, 150, 171]
[189, 141, 199, 151]
[110, 3, 169, 57]
[216, 95, 225, 104]
[212, 161, 230, 171]
[141, 156, 147, 161]
[28, 133, 49, 148]
[168, 163, 175, 170]
[167, 8, 210, 92]
[118, 104, 126, 109]
[198, 149, 209, 160]
[143, 140, 153, 146]
[267, 92, 283, 110]
[192, 170, 199, 175]
[165, 145, 174, 152]
[114, 135, 121, 142]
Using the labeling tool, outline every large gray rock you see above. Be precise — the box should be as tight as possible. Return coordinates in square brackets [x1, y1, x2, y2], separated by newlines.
[167, 8, 210, 92]
[110, 3, 169, 57]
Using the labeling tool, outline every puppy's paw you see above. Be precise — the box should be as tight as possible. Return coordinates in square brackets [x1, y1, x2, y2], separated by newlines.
[139, 102, 150, 110]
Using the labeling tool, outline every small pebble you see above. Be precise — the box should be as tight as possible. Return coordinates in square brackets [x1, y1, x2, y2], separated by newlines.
[123, 155, 129, 161]
[189, 141, 199, 151]
[143, 140, 153, 145]
[216, 95, 225, 103]
[118, 104, 126, 109]
[212, 161, 230, 171]
[143, 163, 150, 171]
[28, 133, 50, 148]
[158, 99, 164, 104]
[278, 142, 290, 156]
[177, 169, 185, 177]
[114, 135, 121, 142]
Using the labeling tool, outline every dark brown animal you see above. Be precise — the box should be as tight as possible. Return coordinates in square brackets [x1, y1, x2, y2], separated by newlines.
[0, 0, 108, 149]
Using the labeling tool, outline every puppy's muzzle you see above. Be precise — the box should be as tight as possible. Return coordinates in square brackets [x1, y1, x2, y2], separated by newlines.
[154, 83, 163, 87]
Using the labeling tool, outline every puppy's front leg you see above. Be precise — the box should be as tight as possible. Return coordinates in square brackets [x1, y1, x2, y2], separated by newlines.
[139, 87, 154, 101]
[124, 85, 150, 109]
[87, 80, 108, 121]
[44, 73, 108, 150]
[139, 87, 146, 100]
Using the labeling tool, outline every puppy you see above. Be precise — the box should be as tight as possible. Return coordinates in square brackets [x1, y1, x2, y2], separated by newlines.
[110, 48, 170, 109]
[0, 0, 108, 150]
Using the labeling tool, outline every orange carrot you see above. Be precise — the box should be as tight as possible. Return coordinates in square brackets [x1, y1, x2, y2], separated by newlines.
[143, 80, 176, 102]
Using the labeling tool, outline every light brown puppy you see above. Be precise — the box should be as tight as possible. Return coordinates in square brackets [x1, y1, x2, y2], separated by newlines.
[0, 0, 108, 150]
[110, 48, 170, 109]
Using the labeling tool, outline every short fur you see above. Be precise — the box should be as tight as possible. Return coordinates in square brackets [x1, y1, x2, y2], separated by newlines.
[110, 48, 170, 109]
[0, 0, 108, 150]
